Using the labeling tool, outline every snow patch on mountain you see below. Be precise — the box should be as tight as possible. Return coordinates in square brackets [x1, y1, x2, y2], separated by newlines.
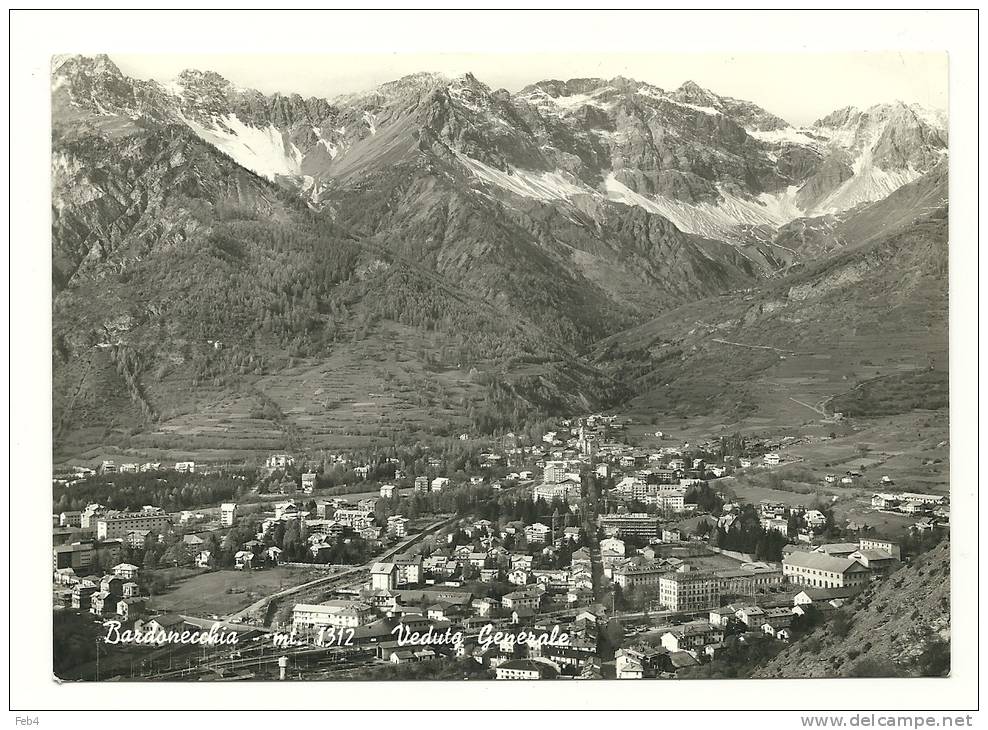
[811, 156, 924, 214]
[520, 87, 615, 112]
[457, 153, 594, 201]
[746, 126, 826, 152]
[180, 113, 303, 181]
[660, 97, 721, 117]
[363, 111, 377, 135]
[160, 79, 186, 97]
[311, 127, 339, 158]
[604, 174, 803, 241]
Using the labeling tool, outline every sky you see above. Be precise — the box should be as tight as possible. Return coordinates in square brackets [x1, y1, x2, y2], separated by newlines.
[112, 52, 947, 128]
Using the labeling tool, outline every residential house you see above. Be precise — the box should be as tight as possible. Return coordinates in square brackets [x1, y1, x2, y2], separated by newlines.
[508, 569, 531, 586]
[735, 605, 766, 627]
[525, 523, 551, 544]
[112, 563, 140, 581]
[660, 621, 724, 653]
[265, 454, 293, 470]
[371, 562, 398, 591]
[387, 515, 410, 539]
[90, 590, 117, 616]
[116, 597, 146, 622]
[71, 582, 98, 610]
[291, 601, 373, 638]
[532, 569, 570, 590]
[709, 606, 736, 628]
[138, 615, 191, 645]
[394, 555, 423, 585]
[495, 659, 559, 680]
[471, 597, 501, 618]
[501, 588, 542, 612]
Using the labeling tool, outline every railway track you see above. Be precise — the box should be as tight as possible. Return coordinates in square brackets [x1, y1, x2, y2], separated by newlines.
[226, 516, 458, 625]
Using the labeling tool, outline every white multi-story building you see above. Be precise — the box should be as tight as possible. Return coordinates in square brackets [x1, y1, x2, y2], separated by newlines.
[524, 523, 551, 544]
[387, 515, 409, 538]
[266, 454, 294, 470]
[220, 503, 237, 527]
[333, 509, 374, 530]
[292, 601, 373, 636]
[543, 462, 567, 483]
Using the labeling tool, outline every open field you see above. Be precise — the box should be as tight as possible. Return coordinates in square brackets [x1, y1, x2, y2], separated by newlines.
[833, 506, 919, 539]
[147, 567, 325, 617]
[709, 409, 948, 532]
[782, 411, 949, 495]
[716, 476, 836, 508]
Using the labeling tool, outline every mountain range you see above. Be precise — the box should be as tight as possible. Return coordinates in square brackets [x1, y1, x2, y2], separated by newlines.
[50, 55, 948, 461]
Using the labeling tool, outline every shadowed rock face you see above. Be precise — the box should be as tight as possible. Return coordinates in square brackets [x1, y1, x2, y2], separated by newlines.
[795, 152, 855, 210]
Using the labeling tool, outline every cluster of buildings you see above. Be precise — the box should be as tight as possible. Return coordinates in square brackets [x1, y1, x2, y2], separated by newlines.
[54, 459, 203, 481]
[614, 596, 802, 679]
[236, 497, 413, 565]
[414, 476, 452, 494]
[290, 579, 608, 679]
[758, 501, 827, 541]
[54, 560, 146, 621]
[532, 462, 582, 503]
[98, 460, 182, 474]
[781, 538, 901, 588]
[613, 540, 901, 680]
[55, 503, 173, 549]
[871, 489, 949, 522]
[371, 519, 596, 606]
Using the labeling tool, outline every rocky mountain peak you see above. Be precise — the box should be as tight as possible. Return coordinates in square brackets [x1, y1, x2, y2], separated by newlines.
[671, 79, 717, 104]
[51, 57, 948, 244]
[53, 53, 123, 80]
[174, 68, 235, 93]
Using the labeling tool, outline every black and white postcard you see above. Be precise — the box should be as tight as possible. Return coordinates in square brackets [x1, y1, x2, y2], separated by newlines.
[8, 7, 981, 720]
